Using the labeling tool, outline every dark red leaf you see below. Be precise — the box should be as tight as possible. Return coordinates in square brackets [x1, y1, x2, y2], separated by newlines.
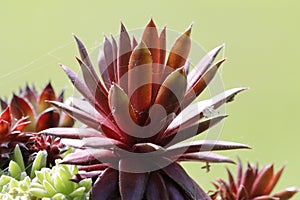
[162, 115, 227, 146]
[98, 51, 110, 90]
[111, 35, 118, 82]
[118, 22, 132, 93]
[236, 157, 243, 187]
[178, 152, 234, 164]
[82, 137, 125, 149]
[77, 163, 108, 172]
[166, 140, 250, 156]
[119, 159, 148, 200]
[164, 177, 186, 200]
[159, 26, 166, 66]
[132, 143, 166, 153]
[166, 25, 192, 71]
[76, 57, 110, 114]
[73, 34, 99, 80]
[272, 187, 299, 200]
[162, 162, 210, 200]
[251, 164, 274, 197]
[60, 64, 100, 111]
[91, 168, 119, 200]
[104, 36, 116, 84]
[36, 108, 60, 132]
[264, 166, 285, 195]
[146, 172, 169, 200]
[0, 107, 11, 124]
[61, 149, 117, 165]
[182, 59, 225, 108]
[169, 87, 246, 131]
[10, 94, 35, 131]
[241, 163, 256, 193]
[226, 167, 237, 194]
[236, 185, 249, 200]
[108, 83, 138, 138]
[40, 127, 102, 139]
[37, 82, 56, 113]
[153, 67, 187, 118]
[128, 42, 152, 116]
[49, 101, 120, 140]
[187, 44, 224, 90]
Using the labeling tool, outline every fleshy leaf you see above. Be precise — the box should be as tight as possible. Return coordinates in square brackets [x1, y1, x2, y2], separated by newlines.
[178, 152, 235, 164]
[37, 82, 56, 113]
[104, 36, 116, 84]
[146, 172, 169, 200]
[49, 101, 120, 140]
[273, 187, 299, 200]
[61, 149, 117, 165]
[166, 25, 192, 71]
[182, 59, 225, 108]
[10, 94, 35, 131]
[118, 22, 132, 92]
[108, 83, 138, 138]
[40, 127, 101, 139]
[119, 159, 148, 200]
[162, 115, 227, 146]
[76, 57, 109, 114]
[187, 44, 224, 89]
[91, 168, 119, 200]
[36, 108, 60, 132]
[154, 67, 187, 117]
[166, 140, 250, 156]
[163, 162, 210, 199]
[251, 164, 274, 197]
[128, 42, 152, 116]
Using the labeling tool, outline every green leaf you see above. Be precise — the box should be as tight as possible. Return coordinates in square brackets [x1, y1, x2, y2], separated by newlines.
[0, 175, 11, 185]
[30, 150, 47, 179]
[8, 161, 22, 181]
[43, 180, 57, 196]
[78, 178, 92, 193]
[52, 193, 68, 200]
[53, 174, 68, 194]
[12, 145, 25, 172]
[69, 187, 86, 198]
[30, 188, 50, 198]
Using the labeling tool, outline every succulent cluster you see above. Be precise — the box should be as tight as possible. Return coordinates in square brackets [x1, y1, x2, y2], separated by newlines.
[0, 107, 32, 168]
[0, 19, 298, 200]
[0, 145, 91, 200]
[1, 82, 74, 132]
[211, 159, 299, 200]
[42, 19, 249, 199]
[0, 83, 74, 169]
[30, 162, 92, 200]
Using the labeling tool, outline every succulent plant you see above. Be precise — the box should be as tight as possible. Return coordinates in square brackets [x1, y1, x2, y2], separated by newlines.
[30, 161, 92, 200]
[4, 145, 47, 180]
[0, 175, 32, 200]
[41, 19, 250, 199]
[1, 83, 75, 168]
[0, 82, 74, 132]
[210, 159, 299, 200]
[0, 107, 32, 169]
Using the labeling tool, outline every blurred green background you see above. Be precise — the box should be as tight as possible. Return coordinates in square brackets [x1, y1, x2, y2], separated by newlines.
[1, 0, 299, 192]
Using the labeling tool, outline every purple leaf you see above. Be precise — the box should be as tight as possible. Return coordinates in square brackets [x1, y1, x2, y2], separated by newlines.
[119, 159, 148, 200]
[146, 172, 169, 200]
[177, 152, 234, 164]
[91, 168, 119, 200]
[162, 162, 210, 199]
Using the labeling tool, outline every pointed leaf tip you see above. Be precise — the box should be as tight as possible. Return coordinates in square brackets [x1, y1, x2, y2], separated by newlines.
[147, 18, 156, 27]
[185, 24, 193, 36]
